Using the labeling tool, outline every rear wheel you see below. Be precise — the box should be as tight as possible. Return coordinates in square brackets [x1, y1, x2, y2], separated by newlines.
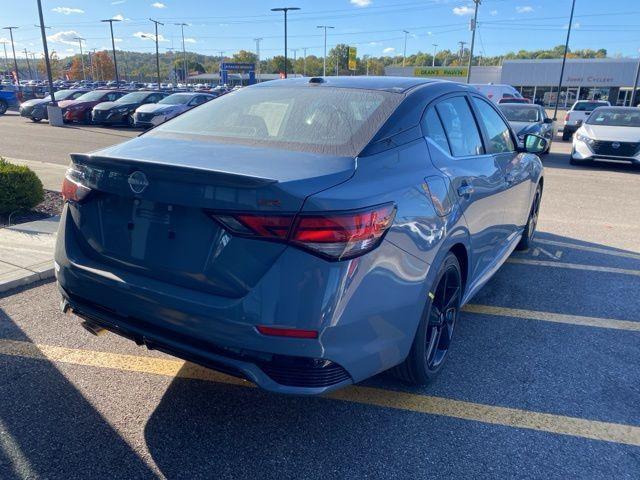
[84, 110, 92, 124]
[516, 184, 542, 251]
[0, 100, 7, 115]
[31, 116, 42, 123]
[394, 253, 461, 385]
[126, 114, 134, 127]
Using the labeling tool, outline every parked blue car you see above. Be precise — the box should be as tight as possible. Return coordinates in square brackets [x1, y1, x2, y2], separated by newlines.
[0, 84, 21, 115]
[56, 77, 546, 394]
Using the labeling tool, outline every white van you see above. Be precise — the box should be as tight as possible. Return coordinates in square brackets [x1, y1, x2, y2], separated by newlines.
[470, 84, 523, 104]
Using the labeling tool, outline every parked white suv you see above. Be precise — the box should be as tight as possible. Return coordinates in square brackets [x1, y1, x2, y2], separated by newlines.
[471, 84, 523, 104]
[562, 100, 610, 140]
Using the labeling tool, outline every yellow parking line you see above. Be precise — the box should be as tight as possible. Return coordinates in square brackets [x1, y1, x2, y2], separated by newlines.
[1, 338, 640, 447]
[463, 304, 640, 332]
[506, 258, 640, 277]
[536, 239, 640, 261]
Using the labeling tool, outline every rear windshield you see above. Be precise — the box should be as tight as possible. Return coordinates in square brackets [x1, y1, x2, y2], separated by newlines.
[586, 109, 640, 127]
[573, 101, 607, 111]
[499, 106, 540, 123]
[75, 90, 108, 102]
[149, 86, 401, 156]
[159, 93, 194, 105]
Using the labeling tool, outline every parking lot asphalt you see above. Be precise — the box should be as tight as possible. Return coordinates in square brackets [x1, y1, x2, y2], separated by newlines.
[0, 116, 639, 479]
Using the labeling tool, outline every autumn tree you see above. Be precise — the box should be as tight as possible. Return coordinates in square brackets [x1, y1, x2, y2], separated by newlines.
[38, 50, 62, 79]
[93, 51, 115, 81]
[68, 57, 85, 80]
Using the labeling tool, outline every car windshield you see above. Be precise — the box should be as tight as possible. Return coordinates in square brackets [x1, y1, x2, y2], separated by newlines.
[116, 92, 151, 103]
[159, 93, 193, 105]
[150, 86, 402, 156]
[573, 101, 607, 111]
[499, 106, 540, 123]
[586, 109, 640, 127]
[75, 90, 109, 102]
[41, 89, 76, 101]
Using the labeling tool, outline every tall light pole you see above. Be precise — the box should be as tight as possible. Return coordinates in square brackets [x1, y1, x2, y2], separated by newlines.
[271, 7, 300, 78]
[432, 43, 438, 67]
[73, 37, 86, 80]
[466, 0, 480, 83]
[291, 48, 298, 75]
[1, 42, 8, 72]
[23, 49, 33, 79]
[302, 47, 307, 76]
[254, 37, 262, 82]
[552, 0, 576, 120]
[175, 23, 188, 85]
[2, 27, 19, 85]
[630, 49, 640, 107]
[101, 18, 121, 83]
[30, 52, 38, 80]
[317, 25, 334, 76]
[402, 30, 409, 67]
[149, 18, 164, 90]
[36, 0, 55, 104]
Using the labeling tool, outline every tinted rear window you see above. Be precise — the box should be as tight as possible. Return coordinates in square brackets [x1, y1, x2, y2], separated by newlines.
[573, 102, 607, 111]
[149, 86, 401, 156]
[586, 109, 640, 127]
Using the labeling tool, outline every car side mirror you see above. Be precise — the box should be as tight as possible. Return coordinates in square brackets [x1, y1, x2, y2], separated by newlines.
[543, 117, 553, 124]
[523, 134, 548, 154]
[575, 119, 583, 127]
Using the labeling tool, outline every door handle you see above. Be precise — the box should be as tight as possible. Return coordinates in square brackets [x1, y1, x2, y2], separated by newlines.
[457, 184, 474, 197]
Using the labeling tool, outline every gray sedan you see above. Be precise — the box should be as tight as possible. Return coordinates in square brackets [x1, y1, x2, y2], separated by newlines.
[133, 92, 215, 128]
[499, 104, 555, 153]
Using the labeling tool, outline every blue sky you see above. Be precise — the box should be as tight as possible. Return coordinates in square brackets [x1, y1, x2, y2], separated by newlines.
[1, 0, 639, 60]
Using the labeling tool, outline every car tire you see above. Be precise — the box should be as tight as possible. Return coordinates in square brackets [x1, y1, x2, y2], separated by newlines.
[516, 184, 542, 251]
[562, 130, 571, 141]
[84, 110, 92, 125]
[393, 252, 462, 385]
[127, 114, 134, 127]
[31, 117, 42, 123]
[0, 100, 7, 115]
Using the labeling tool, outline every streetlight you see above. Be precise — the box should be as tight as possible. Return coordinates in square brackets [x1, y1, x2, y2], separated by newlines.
[402, 30, 409, 68]
[432, 44, 438, 67]
[552, 0, 576, 120]
[175, 23, 188, 85]
[316, 25, 334, 76]
[101, 18, 121, 84]
[254, 38, 263, 82]
[291, 48, 298, 75]
[466, 0, 481, 83]
[73, 36, 86, 81]
[2, 26, 19, 85]
[271, 7, 300, 78]
[149, 19, 164, 90]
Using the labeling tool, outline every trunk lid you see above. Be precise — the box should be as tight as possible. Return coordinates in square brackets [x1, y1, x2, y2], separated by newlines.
[68, 135, 355, 298]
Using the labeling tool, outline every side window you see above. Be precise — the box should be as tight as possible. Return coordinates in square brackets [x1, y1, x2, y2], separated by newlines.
[190, 96, 206, 106]
[107, 92, 120, 101]
[435, 97, 484, 157]
[472, 97, 515, 153]
[147, 94, 162, 103]
[422, 107, 450, 155]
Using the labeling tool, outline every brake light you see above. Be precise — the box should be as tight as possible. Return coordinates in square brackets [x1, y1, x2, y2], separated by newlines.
[209, 203, 396, 261]
[256, 325, 318, 339]
[61, 169, 91, 203]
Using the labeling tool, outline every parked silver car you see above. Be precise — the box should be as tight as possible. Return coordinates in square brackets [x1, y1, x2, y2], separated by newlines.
[133, 92, 215, 128]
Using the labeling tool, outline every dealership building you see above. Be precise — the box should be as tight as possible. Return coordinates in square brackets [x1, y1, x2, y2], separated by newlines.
[385, 58, 640, 107]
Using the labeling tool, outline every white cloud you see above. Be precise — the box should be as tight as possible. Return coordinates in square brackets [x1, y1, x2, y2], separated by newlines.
[350, 0, 371, 7]
[47, 30, 82, 46]
[112, 14, 124, 21]
[382, 47, 395, 54]
[516, 6, 534, 13]
[152, 2, 166, 8]
[184, 38, 196, 44]
[133, 31, 168, 42]
[453, 5, 474, 15]
[65, 48, 75, 52]
[114, 38, 123, 43]
[490, 9, 498, 16]
[52, 7, 84, 15]
[111, 0, 126, 4]
[368, 41, 381, 46]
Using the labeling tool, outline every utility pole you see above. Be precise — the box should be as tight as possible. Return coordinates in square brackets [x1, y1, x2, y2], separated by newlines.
[363, 54, 370, 76]
[466, 0, 480, 83]
[149, 18, 164, 90]
[432, 44, 438, 67]
[552, 0, 576, 120]
[631, 50, 640, 107]
[271, 7, 300, 79]
[23, 49, 33, 79]
[175, 23, 188, 85]
[73, 37, 86, 80]
[316, 25, 334, 76]
[458, 41, 467, 63]
[1, 42, 8, 72]
[291, 48, 298, 75]
[253, 38, 262, 82]
[302, 47, 307, 76]
[36, 0, 55, 104]
[335, 52, 338, 76]
[2, 26, 19, 85]
[30, 53, 38, 80]
[90, 48, 97, 80]
[402, 30, 409, 67]
[101, 18, 121, 83]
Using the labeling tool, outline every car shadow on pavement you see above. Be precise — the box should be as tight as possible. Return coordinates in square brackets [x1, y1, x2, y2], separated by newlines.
[0, 308, 156, 479]
[542, 150, 640, 174]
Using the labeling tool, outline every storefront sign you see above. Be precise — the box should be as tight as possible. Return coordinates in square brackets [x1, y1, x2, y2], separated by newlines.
[414, 66, 468, 77]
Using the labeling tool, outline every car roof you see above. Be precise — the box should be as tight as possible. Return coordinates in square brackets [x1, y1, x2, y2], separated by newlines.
[253, 76, 442, 93]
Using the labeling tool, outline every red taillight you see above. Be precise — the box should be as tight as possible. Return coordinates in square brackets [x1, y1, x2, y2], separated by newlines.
[256, 325, 318, 339]
[564, 113, 570, 122]
[61, 170, 91, 203]
[209, 203, 396, 261]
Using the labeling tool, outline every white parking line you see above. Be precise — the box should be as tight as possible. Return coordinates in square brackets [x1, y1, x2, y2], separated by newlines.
[536, 238, 640, 261]
[506, 258, 640, 277]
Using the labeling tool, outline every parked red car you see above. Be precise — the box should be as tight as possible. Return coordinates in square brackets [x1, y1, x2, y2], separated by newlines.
[60, 90, 126, 123]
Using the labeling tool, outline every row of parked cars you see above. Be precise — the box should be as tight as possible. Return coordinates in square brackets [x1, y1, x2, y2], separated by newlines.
[18, 88, 217, 128]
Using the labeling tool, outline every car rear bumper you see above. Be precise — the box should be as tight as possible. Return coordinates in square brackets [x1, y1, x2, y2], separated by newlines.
[55, 206, 429, 394]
